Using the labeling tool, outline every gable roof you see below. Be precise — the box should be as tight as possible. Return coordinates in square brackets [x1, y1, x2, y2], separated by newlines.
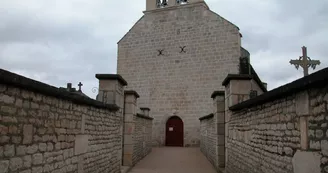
[117, 16, 145, 44]
[118, 1, 240, 44]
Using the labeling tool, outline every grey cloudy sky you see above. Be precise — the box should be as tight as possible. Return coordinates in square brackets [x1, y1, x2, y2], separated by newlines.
[0, 0, 327, 99]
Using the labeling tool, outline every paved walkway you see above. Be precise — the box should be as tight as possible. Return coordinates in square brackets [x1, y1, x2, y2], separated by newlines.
[128, 147, 217, 173]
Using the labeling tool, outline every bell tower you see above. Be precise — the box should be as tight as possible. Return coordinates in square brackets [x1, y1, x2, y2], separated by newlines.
[146, 0, 204, 11]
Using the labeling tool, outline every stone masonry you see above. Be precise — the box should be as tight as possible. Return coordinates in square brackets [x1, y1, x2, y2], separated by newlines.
[308, 83, 328, 173]
[200, 114, 216, 168]
[223, 67, 328, 173]
[0, 69, 123, 173]
[199, 91, 225, 171]
[117, 0, 241, 147]
[133, 113, 153, 165]
[226, 95, 299, 173]
[199, 61, 266, 171]
[122, 91, 153, 167]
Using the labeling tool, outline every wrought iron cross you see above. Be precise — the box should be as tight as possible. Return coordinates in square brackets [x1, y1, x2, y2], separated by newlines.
[78, 82, 83, 91]
[290, 46, 321, 76]
[180, 46, 186, 53]
[158, 49, 164, 56]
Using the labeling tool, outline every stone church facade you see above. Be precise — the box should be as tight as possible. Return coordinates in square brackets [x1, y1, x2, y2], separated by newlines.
[117, 0, 256, 147]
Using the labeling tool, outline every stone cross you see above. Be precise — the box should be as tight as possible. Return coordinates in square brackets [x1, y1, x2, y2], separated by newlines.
[290, 46, 321, 76]
[78, 82, 83, 91]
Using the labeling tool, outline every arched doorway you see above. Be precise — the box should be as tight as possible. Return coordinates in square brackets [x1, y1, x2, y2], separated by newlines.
[165, 116, 184, 147]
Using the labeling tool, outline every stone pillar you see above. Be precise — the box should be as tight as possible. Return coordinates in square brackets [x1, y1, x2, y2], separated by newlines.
[95, 74, 127, 169]
[95, 74, 128, 108]
[140, 107, 152, 157]
[146, 0, 157, 11]
[295, 91, 310, 150]
[222, 74, 253, 108]
[222, 74, 252, 168]
[123, 90, 140, 166]
[211, 91, 225, 169]
[168, 0, 176, 6]
[140, 107, 151, 116]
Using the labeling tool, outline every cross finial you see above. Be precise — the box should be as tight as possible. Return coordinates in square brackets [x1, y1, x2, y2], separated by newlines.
[78, 82, 83, 92]
[289, 46, 321, 76]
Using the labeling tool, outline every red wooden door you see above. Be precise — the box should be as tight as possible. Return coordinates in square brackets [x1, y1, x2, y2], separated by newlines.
[166, 116, 184, 147]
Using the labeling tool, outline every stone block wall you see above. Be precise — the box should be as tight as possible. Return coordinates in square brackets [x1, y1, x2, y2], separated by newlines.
[200, 114, 216, 169]
[224, 68, 328, 173]
[0, 69, 123, 173]
[132, 114, 153, 165]
[83, 108, 121, 173]
[199, 91, 225, 171]
[123, 91, 153, 167]
[226, 96, 299, 173]
[308, 86, 328, 173]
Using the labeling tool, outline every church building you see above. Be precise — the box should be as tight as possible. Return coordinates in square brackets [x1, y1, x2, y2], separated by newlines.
[117, 0, 266, 147]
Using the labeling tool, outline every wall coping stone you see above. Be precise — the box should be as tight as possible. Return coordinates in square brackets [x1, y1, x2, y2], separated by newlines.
[230, 67, 328, 111]
[222, 74, 252, 86]
[140, 107, 151, 111]
[0, 68, 120, 111]
[95, 74, 128, 86]
[124, 90, 140, 98]
[222, 73, 268, 92]
[199, 113, 214, 121]
[211, 91, 225, 99]
[136, 113, 154, 120]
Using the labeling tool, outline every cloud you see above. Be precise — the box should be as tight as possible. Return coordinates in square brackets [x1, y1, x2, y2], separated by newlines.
[0, 0, 327, 98]
[0, 0, 143, 98]
[208, 0, 328, 89]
